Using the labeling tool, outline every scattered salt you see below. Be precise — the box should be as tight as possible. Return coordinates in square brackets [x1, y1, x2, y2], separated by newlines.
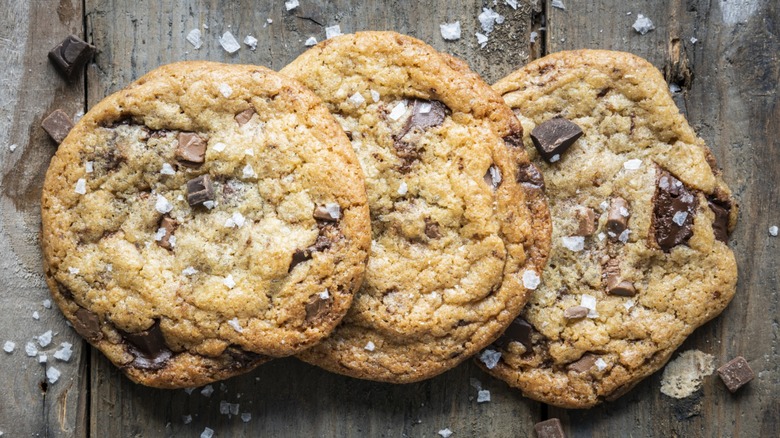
[530, 31, 538, 43]
[618, 229, 631, 243]
[581, 294, 598, 318]
[241, 412, 252, 422]
[43, 299, 52, 309]
[478, 8, 504, 35]
[597, 232, 606, 241]
[85, 161, 94, 173]
[669, 83, 682, 93]
[690, 37, 698, 44]
[229, 212, 246, 228]
[182, 415, 192, 424]
[549, 154, 561, 162]
[25, 342, 37, 357]
[479, 349, 501, 369]
[672, 211, 688, 226]
[201, 385, 214, 397]
[244, 148, 254, 156]
[440, 22, 461, 41]
[769, 226, 778, 236]
[285, 0, 299, 11]
[476, 32, 488, 48]
[203, 200, 216, 210]
[218, 84, 233, 99]
[551, 0, 565, 10]
[38, 354, 47, 364]
[183, 266, 198, 276]
[470, 377, 482, 390]
[623, 159, 642, 170]
[68, 267, 79, 275]
[244, 35, 258, 51]
[370, 90, 380, 102]
[364, 341, 376, 351]
[219, 400, 230, 415]
[219, 31, 241, 53]
[38, 330, 53, 347]
[595, 358, 608, 371]
[9, 144, 17, 152]
[212, 142, 226, 152]
[154, 227, 167, 241]
[398, 181, 408, 195]
[46, 366, 61, 384]
[33, 311, 39, 320]
[522, 270, 541, 290]
[562, 236, 585, 252]
[3, 341, 15, 353]
[506, 0, 518, 9]
[624, 299, 635, 311]
[184, 388, 195, 395]
[438, 428, 453, 438]
[155, 194, 173, 214]
[388, 101, 407, 120]
[54, 342, 73, 362]
[632, 14, 656, 35]
[201, 428, 214, 438]
[106, 264, 112, 272]
[186, 29, 202, 49]
[325, 25, 342, 39]
[305, 36, 318, 46]
[228, 317, 244, 333]
[619, 207, 630, 217]
[223, 274, 236, 289]
[325, 203, 341, 220]
[242, 164, 256, 179]
[349, 92, 366, 106]
[74, 178, 87, 195]
[266, 18, 273, 25]
[230, 403, 240, 415]
[318, 290, 330, 300]
[477, 389, 491, 403]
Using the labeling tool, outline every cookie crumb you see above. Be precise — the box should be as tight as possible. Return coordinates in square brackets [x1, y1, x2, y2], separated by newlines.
[186, 29, 202, 49]
[243, 35, 258, 51]
[364, 341, 375, 351]
[632, 14, 656, 35]
[551, 0, 565, 10]
[305, 36, 318, 46]
[769, 225, 778, 236]
[476, 389, 491, 403]
[219, 31, 241, 53]
[479, 349, 501, 369]
[46, 366, 61, 384]
[439, 22, 461, 41]
[3, 341, 15, 353]
[522, 270, 541, 290]
[325, 25, 342, 39]
[285, 0, 299, 11]
[438, 428, 453, 438]
[74, 178, 87, 195]
[660, 350, 715, 398]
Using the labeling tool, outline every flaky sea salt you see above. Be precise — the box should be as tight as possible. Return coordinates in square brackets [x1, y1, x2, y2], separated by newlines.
[690, 37, 698, 44]
[241, 412, 252, 422]
[325, 25, 342, 39]
[549, 154, 561, 163]
[160, 163, 175, 175]
[595, 358, 608, 371]
[325, 203, 341, 220]
[74, 178, 87, 195]
[38, 354, 47, 364]
[244, 35, 258, 50]
[228, 317, 243, 333]
[440, 21, 461, 41]
[54, 342, 73, 362]
[229, 212, 246, 228]
[201, 428, 214, 438]
[562, 236, 585, 252]
[220, 31, 241, 53]
[9, 144, 17, 152]
[478, 8, 505, 35]
[318, 290, 330, 300]
[488, 166, 502, 187]
[618, 229, 631, 243]
[349, 91, 366, 106]
[769, 226, 778, 236]
[43, 299, 52, 309]
[581, 294, 598, 318]
[624, 299, 635, 311]
[68, 267, 79, 275]
[242, 164, 256, 179]
[438, 428, 453, 438]
[398, 181, 408, 196]
[285, 0, 299, 11]
[186, 29, 202, 49]
[154, 227, 167, 241]
[388, 101, 407, 120]
[183, 266, 198, 276]
[38, 330, 53, 348]
[182, 415, 192, 424]
[212, 142, 226, 152]
[623, 159, 642, 170]
[551, 0, 565, 10]
[522, 270, 540, 290]
[203, 200, 216, 210]
[364, 341, 376, 351]
[672, 211, 688, 226]
[155, 194, 173, 214]
[530, 31, 538, 43]
[3, 341, 15, 353]
[370, 90, 380, 103]
[223, 274, 236, 289]
[506, 0, 518, 9]
[476, 32, 488, 48]
[479, 349, 501, 369]
[46, 366, 61, 384]
[244, 148, 254, 157]
[219, 400, 230, 414]
[477, 389, 491, 403]
[201, 385, 214, 397]
[26, 342, 37, 357]
[633, 14, 656, 35]
[305, 36, 318, 46]
[219, 83, 233, 98]
[33, 311, 40, 320]
[85, 161, 94, 173]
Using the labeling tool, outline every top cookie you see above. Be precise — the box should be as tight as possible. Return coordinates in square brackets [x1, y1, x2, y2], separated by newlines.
[41, 61, 370, 388]
[483, 50, 738, 407]
[281, 32, 551, 383]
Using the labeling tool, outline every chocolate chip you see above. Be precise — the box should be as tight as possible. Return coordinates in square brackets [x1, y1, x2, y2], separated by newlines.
[606, 197, 630, 239]
[305, 293, 332, 322]
[41, 109, 74, 144]
[72, 307, 102, 341]
[156, 216, 178, 250]
[289, 228, 333, 272]
[120, 320, 173, 370]
[494, 317, 533, 350]
[708, 196, 732, 243]
[484, 165, 502, 190]
[609, 280, 636, 297]
[186, 174, 214, 206]
[313, 205, 339, 222]
[48, 35, 96, 81]
[534, 418, 566, 438]
[653, 169, 698, 251]
[424, 218, 441, 239]
[235, 108, 256, 126]
[717, 356, 754, 392]
[602, 258, 635, 296]
[576, 207, 596, 236]
[516, 163, 545, 190]
[530, 117, 583, 162]
[563, 305, 589, 320]
[175, 132, 207, 166]
[568, 353, 597, 373]
[403, 100, 448, 134]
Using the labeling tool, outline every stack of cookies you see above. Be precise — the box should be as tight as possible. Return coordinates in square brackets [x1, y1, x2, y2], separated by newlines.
[40, 32, 737, 408]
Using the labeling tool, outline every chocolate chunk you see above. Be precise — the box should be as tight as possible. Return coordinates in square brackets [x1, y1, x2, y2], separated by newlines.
[289, 229, 333, 272]
[225, 347, 264, 368]
[602, 258, 636, 296]
[235, 108, 256, 126]
[653, 169, 698, 251]
[404, 100, 448, 134]
[484, 165, 502, 190]
[494, 317, 533, 350]
[568, 353, 597, 373]
[305, 293, 332, 322]
[156, 216, 178, 250]
[607, 197, 631, 239]
[502, 130, 524, 149]
[708, 196, 732, 243]
[608, 280, 636, 297]
[563, 305, 589, 320]
[175, 132, 207, 166]
[576, 207, 596, 236]
[530, 117, 583, 162]
[424, 218, 441, 239]
[534, 418, 566, 438]
[313, 205, 339, 222]
[48, 35, 96, 81]
[186, 174, 214, 206]
[516, 163, 545, 190]
[41, 109, 74, 144]
[120, 320, 173, 370]
[717, 356, 754, 392]
[72, 307, 102, 341]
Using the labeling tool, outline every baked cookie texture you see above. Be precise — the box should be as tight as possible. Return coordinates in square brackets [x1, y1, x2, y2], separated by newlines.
[281, 32, 551, 383]
[484, 50, 738, 408]
[41, 61, 370, 388]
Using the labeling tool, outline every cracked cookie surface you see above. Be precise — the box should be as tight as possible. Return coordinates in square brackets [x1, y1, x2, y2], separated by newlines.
[281, 32, 551, 383]
[483, 50, 738, 408]
[41, 61, 370, 388]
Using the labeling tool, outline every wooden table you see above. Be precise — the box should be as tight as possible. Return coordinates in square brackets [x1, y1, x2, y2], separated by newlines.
[1, 1, 777, 436]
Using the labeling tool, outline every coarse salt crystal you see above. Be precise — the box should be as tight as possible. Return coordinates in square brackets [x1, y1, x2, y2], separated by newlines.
[85, 161, 94, 173]
[43, 299, 52, 309]
[183, 266, 198, 276]
[241, 412, 252, 422]
[618, 229, 631, 243]
[479, 349, 501, 369]
[672, 211, 688, 226]
[223, 274, 236, 289]
[478, 8, 504, 35]
[285, 0, 299, 11]
[488, 166, 502, 186]
[388, 101, 407, 120]
[476, 32, 488, 48]
[219, 83, 233, 98]
[38, 354, 48, 363]
[440, 21, 461, 41]
[228, 317, 243, 333]
[54, 342, 73, 361]
[68, 267, 80, 275]
[201, 428, 214, 438]
[768, 226, 778, 236]
[581, 294, 598, 318]
[624, 299, 635, 311]
[201, 385, 214, 397]
[398, 181, 408, 195]
[549, 154, 561, 162]
[619, 207, 630, 217]
[46, 366, 61, 384]
[106, 264, 113, 272]
[325, 25, 342, 39]
[522, 270, 540, 290]
[690, 37, 698, 44]
[266, 18, 273, 25]
[623, 159, 642, 170]
[242, 164, 256, 179]
[506, 0, 518, 9]
[9, 144, 17, 152]
[38, 330, 53, 347]
[231, 212, 246, 227]
[244, 148, 254, 156]
[154, 227, 167, 241]
[669, 83, 682, 93]
[595, 358, 608, 371]
[305, 36, 318, 46]
[184, 388, 195, 395]
[155, 194, 173, 214]
[33, 311, 39, 320]
[477, 389, 491, 403]
[325, 203, 341, 220]
[220, 31, 241, 53]
[370, 90, 380, 102]
[349, 92, 366, 106]
[74, 178, 87, 195]
[26, 342, 37, 357]
[3, 341, 15, 353]
[318, 290, 330, 300]
[562, 236, 585, 251]
[160, 163, 175, 175]
[182, 415, 192, 424]
[219, 400, 230, 414]
[438, 429, 453, 438]
[364, 341, 375, 351]
[418, 102, 432, 114]
[244, 35, 258, 51]
[632, 14, 656, 35]
[551, 0, 565, 10]
[186, 29, 202, 49]
[203, 200, 216, 210]
[212, 142, 226, 152]
[530, 31, 538, 43]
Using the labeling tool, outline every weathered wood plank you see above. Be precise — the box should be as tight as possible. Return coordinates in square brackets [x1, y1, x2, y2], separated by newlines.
[545, 0, 779, 436]
[0, 0, 88, 437]
[84, 1, 540, 436]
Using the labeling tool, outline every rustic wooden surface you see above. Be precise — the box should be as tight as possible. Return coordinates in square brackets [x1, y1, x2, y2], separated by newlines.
[0, 0, 776, 436]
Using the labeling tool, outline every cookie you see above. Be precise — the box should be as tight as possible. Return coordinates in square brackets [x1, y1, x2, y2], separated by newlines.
[40, 61, 371, 388]
[483, 50, 738, 407]
[281, 32, 551, 382]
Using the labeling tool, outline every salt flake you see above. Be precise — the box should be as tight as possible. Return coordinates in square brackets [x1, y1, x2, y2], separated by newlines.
[242, 163, 256, 179]
[154, 227, 167, 241]
[201, 428, 215, 438]
[285, 0, 299, 11]
[476, 32, 488, 48]
[220, 31, 241, 53]
[85, 161, 94, 173]
[183, 266, 198, 276]
[595, 358, 608, 371]
[562, 236, 585, 252]
[389, 101, 407, 120]
[241, 412, 252, 422]
[186, 29, 202, 49]
[228, 317, 244, 333]
[349, 92, 366, 106]
[325, 203, 341, 220]
[672, 211, 688, 226]
[160, 163, 175, 175]
[318, 290, 330, 300]
[479, 349, 501, 369]
[74, 178, 87, 195]
[43, 299, 52, 309]
[38, 354, 47, 363]
[370, 90, 380, 102]
[624, 299, 635, 311]
[213, 142, 226, 152]
[9, 144, 17, 152]
[3, 341, 15, 353]
[201, 385, 214, 397]
[33, 311, 39, 320]
[530, 31, 538, 43]
[632, 14, 656, 35]
[223, 274, 236, 289]
[68, 267, 80, 275]
[38, 330, 53, 347]
[364, 341, 376, 351]
[690, 37, 698, 44]
[581, 294, 599, 318]
[54, 342, 73, 362]
[440, 22, 461, 41]
[219, 83, 233, 98]
[549, 154, 561, 163]
[182, 415, 192, 424]
[325, 25, 342, 39]
[26, 342, 38, 357]
[438, 428, 453, 438]
[477, 389, 491, 403]
[478, 8, 505, 35]
[203, 200, 216, 210]
[46, 366, 61, 383]
[522, 270, 541, 290]
[398, 181, 408, 195]
[305, 36, 318, 46]
[506, 0, 518, 9]
[155, 194, 173, 214]
[244, 35, 258, 51]
[623, 159, 642, 170]
[551, 0, 565, 10]
[244, 148, 254, 156]
[768, 226, 778, 236]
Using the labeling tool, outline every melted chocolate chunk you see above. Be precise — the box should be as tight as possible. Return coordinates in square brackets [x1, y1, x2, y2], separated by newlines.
[234, 108, 256, 126]
[717, 356, 754, 392]
[175, 132, 207, 166]
[305, 293, 332, 322]
[186, 174, 214, 206]
[494, 317, 533, 350]
[567, 353, 597, 373]
[72, 307, 102, 341]
[48, 35, 96, 81]
[708, 196, 732, 243]
[502, 130, 524, 148]
[120, 320, 173, 370]
[653, 169, 698, 251]
[402, 100, 448, 135]
[530, 117, 583, 161]
[41, 109, 74, 144]
[516, 163, 545, 190]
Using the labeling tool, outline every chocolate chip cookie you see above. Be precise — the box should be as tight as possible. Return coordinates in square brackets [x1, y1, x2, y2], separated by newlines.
[41, 61, 371, 388]
[281, 32, 551, 382]
[483, 50, 738, 407]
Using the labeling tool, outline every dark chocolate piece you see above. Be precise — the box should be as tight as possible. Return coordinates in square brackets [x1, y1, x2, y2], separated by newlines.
[72, 307, 102, 341]
[534, 418, 567, 438]
[156, 216, 178, 250]
[424, 219, 441, 239]
[530, 117, 583, 162]
[502, 130, 524, 148]
[607, 197, 630, 239]
[289, 230, 333, 272]
[494, 317, 533, 350]
[603, 258, 636, 296]
[235, 108, 256, 126]
[313, 205, 339, 222]
[717, 356, 754, 392]
[568, 353, 597, 373]
[41, 109, 74, 144]
[186, 174, 214, 206]
[653, 169, 698, 251]
[483, 165, 502, 190]
[563, 305, 589, 320]
[576, 207, 596, 236]
[708, 196, 732, 243]
[175, 132, 207, 166]
[404, 100, 447, 134]
[48, 35, 96, 81]
[608, 280, 636, 297]
[121, 320, 173, 370]
[305, 293, 332, 322]
[516, 163, 545, 190]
